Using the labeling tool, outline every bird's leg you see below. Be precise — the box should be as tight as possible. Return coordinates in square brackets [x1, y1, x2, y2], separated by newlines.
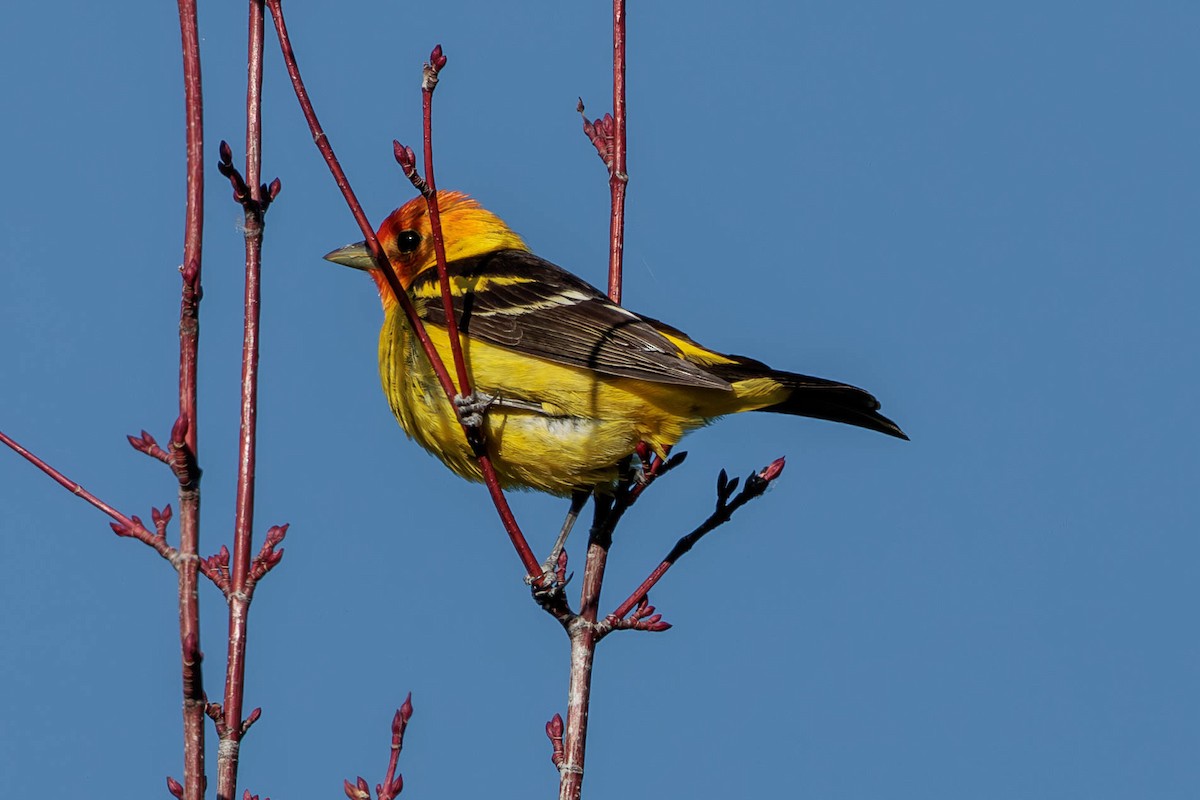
[539, 489, 590, 582]
[453, 392, 495, 455]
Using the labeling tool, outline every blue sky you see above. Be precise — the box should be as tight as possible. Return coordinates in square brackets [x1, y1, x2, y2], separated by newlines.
[2, 2, 1197, 798]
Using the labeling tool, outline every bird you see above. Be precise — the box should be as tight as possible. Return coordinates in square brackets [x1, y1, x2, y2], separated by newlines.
[325, 191, 906, 498]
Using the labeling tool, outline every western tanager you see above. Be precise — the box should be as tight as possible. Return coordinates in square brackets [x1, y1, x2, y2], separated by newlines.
[325, 191, 906, 496]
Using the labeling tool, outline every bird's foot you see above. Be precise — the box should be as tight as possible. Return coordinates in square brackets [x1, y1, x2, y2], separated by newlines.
[453, 392, 495, 455]
[453, 392, 493, 429]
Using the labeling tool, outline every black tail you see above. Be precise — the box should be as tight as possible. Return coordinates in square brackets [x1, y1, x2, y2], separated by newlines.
[763, 373, 908, 439]
[712, 362, 908, 440]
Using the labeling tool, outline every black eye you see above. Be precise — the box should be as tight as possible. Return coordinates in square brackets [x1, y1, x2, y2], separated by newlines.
[396, 229, 421, 253]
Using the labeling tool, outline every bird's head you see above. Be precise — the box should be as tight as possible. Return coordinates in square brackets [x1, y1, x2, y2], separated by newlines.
[323, 190, 527, 307]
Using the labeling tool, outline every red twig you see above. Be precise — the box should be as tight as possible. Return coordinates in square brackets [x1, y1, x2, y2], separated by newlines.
[607, 0, 628, 304]
[247, 524, 287, 586]
[0, 430, 178, 564]
[175, 1, 206, 796]
[270, 18, 547, 588]
[260, 0, 552, 624]
[263, 0, 457, 414]
[604, 596, 670, 633]
[214, 5, 274, 799]
[559, 6, 629, 796]
[415, 47, 471, 401]
[267, 11, 545, 587]
[128, 429, 171, 463]
[344, 695, 413, 800]
[561, 598, 601, 788]
[394, 48, 545, 584]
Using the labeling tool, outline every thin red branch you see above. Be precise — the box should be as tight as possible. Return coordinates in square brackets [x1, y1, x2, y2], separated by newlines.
[559, 6, 629, 796]
[604, 596, 670, 633]
[417, 48, 471, 400]
[0, 430, 179, 564]
[557, 500, 614, 800]
[401, 47, 546, 583]
[378, 695, 413, 800]
[247, 523, 287, 586]
[216, 5, 270, 799]
[264, 2, 467, 435]
[559, 617, 599, 800]
[175, 1, 206, 796]
[265, 9, 547, 586]
[344, 696, 413, 800]
[607, 0, 628, 304]
[128, 429, 171, 463]
[263, 0, 457, 404]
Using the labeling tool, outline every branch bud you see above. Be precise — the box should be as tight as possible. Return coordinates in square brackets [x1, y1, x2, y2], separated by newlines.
[759, 456, 786, 483]
[430, 44, 447, 71]
[399, 692, 414, 724]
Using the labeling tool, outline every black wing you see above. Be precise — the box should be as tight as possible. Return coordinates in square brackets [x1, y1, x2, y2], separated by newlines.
[408, 250, 731, 390]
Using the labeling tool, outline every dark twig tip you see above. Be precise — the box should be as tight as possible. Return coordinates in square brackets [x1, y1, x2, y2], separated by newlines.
[219, 140, 233, 164]
[392, 139, 410, 168]
[166, 776, 185, 799]
[266, 523, 288, 545]
[760, 456, 786, 483]
[126, 431, 167, 461]
[268, 177, 282, 200]
[393, 142, 426, 193]
[399, 692, 414, 723]
[430, 43, 447, 70]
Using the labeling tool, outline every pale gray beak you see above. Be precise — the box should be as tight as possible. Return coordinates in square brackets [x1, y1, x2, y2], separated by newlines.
[323, 240, 376, 271]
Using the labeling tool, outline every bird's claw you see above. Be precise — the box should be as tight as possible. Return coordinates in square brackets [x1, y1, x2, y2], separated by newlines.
[453, 392, 492, 429]
[454, 392, 495, 455]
